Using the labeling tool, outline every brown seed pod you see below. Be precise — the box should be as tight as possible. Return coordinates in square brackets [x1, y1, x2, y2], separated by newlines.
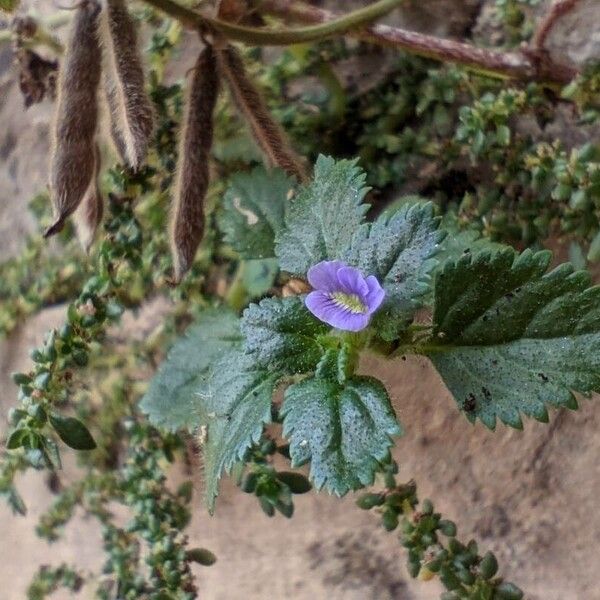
[169, 44, 220, 283]
[216, 44, 307, 182]
[99, 0, 154, 170]
[73, 143, 104, 252]
[46, 0, 102, 238]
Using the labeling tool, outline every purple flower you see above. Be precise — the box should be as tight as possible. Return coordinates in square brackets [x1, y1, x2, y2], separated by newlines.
[305, 260, 385, 332]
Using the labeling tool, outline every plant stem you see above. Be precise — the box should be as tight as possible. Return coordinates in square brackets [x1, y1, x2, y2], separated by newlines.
[257, 0, 578, 86]
[141, 0, 404, 45]
[533, 0, 581, 51]
[225, 262, 248, 311]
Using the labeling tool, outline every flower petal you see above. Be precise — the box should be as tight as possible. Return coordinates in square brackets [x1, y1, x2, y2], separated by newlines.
[305, 261, 385, 331]
[305, 291, 370, 331]
[331, 311, 371, 332]
[305, 291, 341, 322]
[307, 260, 347, 292]
[336, 265, 369, 297]
[364, 275, 386, 313]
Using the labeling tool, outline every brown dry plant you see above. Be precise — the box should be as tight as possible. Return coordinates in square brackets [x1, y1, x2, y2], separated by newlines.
[216, 43, 307, 182]
[99, 0, 154, 170]
[73, 143, 104, 252]
[46, 1, 102, 237]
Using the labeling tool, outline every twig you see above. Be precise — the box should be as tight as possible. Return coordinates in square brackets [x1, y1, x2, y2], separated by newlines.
[141, 0, 404, 45]
[533, 0, 581, 52]
[257, 0, 578, 86]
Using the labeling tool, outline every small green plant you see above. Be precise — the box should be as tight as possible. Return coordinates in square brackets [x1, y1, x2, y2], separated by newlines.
[494, 0, 541, 44]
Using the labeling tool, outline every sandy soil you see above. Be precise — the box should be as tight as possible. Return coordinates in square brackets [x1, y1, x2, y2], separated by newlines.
[2, 321, 600, 600]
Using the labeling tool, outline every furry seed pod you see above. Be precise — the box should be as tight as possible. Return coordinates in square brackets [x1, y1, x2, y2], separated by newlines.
[99, 0, 154, 170]
[46, 0, 102, 238]
[73, 143, 103, 252]
[169, 44, 220, 283]
[216, 44, 307, 182]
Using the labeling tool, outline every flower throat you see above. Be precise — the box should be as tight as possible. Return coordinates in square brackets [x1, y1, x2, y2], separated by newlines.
[330, 291, 367, 314]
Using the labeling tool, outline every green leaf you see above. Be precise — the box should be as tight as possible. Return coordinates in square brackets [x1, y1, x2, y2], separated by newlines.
[479, 551, 499, 579]
[212, 131, 263, 164]
[380, 194, 429, 217]
[424, 216, 504, 305]
[427, 248, 600, 428]
[140, 309, 242, 432]
[242, 258, 279, 297]
[7, 428, 29, 450]
[5, 488, 27, 516]
[49, 414, 96, 451]
[218, 167, 294, 259]
[241, 296, 329, 374]
[588, 230, 600, 262]
[282, 374, 401, 495]
[187, 548, 217, 566]
[200, 348, 278, 513]
[356, 492, 386, 509]
[496, 124, 511, 146]
[275, 471, 312, 494]
[276, 155, 369, 275]
[0, 0, 19, 12]
[434, 215, 504, 271]
[42, 438, 62, 470]
[494, 582, 524, 600]
[343, 201, 442, 339]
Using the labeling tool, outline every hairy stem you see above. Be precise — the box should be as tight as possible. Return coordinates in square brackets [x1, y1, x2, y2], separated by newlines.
[141, 0, 404, 45]
[258, 0, 578, 86]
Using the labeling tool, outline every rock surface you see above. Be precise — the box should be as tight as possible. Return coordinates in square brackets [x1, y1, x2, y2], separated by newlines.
[544, 0, 600, 66]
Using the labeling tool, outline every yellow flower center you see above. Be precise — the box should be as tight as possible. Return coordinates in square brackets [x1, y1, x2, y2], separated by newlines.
[330, 292, 367, 314]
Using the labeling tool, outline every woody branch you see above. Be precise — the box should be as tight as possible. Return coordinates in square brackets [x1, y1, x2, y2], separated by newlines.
[256, 0, 579, 86]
